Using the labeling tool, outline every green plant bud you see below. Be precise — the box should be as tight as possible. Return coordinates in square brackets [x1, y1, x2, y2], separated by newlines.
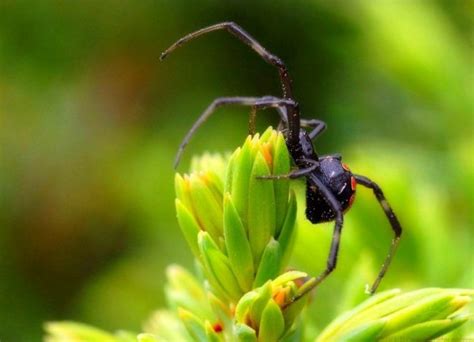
[234, 323, 258, 342]
[248, 150, 276, 265]
[259, 127, 274, 141]
[248, 281, 273, 327]
[272, 132, 291, 235]
[143, 310, 192, 341]
[316, 288, 474, 341]
[234, 272, 311, 341]
[337, 320, 386, 342]
[317, 288, 401, 340]
[207, 291, 233, 331]
[274, 191, 297, 270]
[381, 315, 470, 341]
[44, 322, 131, 342]
[380, 292, 469, 335]
[188, 174, 224, 242]
[234, 290, 260, 323]
[175, 199, 201, 258]
[199, 231, 243, 302]
[224, 193, 254, 292]
[165, 265, 214, 320]
[175, 172, 225, 244]
[178, 308, 208, 342]
[253, 238, 282, 288]
[190, 152, 228, 181]
[258, 300, 285, 342]
[228, 136, 255, 225]
[174, 173, 193, 212]
[175, 128, 296, 304]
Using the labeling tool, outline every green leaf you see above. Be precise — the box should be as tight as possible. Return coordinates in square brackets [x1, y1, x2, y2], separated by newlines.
[175, 199, 201, 258]
[234, 323, 258, 342]
[272, 132, 291, 235]
[248, 151, 275, 265]
[276, 191, 297, 269]
[189, 174, 223, 242]
[199, 231, 243, 301]
[253, 238, 281, 287]
[224, 147, 238, 194]
[380, 292, 467, 336]
[316, 289, 401, 341]
[230, 136, 254, 227]
[175, 174, 193, 212]
[381, 316, 470, 341]
[316, 288, 474, 342]
[208, 291, 232, 328]
[224, 193, 254, 292]
[259, 127, 274, 142]
[336, 288, 439, 332]
[235, 290, 260, 323]
[165, 265, 214, 320]
[337, 320, 386, 342]
[249, 282, 273, 328]
[258, 300, 285, 342]
[143, 310, 191, 341]
[204, 171, 225, 206]
[179, 308, 207, 342]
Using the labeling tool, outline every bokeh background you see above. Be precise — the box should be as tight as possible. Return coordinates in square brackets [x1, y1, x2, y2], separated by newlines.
[0, 0, 472, 340]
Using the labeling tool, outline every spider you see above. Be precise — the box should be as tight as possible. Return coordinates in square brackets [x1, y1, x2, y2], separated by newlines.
[161, 22, 402, 302]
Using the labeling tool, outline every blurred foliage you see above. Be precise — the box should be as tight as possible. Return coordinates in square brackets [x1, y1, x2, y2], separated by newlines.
[0, 0, 472, 340]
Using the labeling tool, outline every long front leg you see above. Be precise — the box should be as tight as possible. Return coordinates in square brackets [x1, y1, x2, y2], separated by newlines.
[160, 22, 294, 100]
[174, 96, 298, 168]
[354, 174, 402, 294]
[160, 22, 301, 146]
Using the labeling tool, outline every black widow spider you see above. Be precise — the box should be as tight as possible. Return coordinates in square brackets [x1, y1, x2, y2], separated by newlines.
[161, 22, 402, 303]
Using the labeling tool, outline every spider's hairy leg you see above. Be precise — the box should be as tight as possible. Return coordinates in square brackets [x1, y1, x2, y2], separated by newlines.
[174, 96, 298, 169]
[354, 174, 402, 294]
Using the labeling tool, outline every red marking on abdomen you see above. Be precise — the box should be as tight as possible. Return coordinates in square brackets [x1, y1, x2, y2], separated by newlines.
[348, 194, 356, 207]
[351, 176, 357, 191]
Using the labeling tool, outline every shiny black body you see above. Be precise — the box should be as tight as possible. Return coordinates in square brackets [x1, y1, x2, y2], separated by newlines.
[307, 156, 355, 223]
[287, 130, 356, 223]
[161, 22, 402, 302]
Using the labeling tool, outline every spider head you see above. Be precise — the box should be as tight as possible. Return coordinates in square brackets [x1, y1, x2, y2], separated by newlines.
[319, 156, 357, 212]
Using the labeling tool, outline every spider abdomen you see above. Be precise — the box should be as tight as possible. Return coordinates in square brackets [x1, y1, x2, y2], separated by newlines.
[305, 157, 356, 223]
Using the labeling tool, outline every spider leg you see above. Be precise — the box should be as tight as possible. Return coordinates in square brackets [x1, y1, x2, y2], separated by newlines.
[160, 22, 294, 100]
[287, 173, 344, 306]
[301, 119, 327, 140]
[161, 22, 301, 146]
[174, 96, 298, 168]
[250, 105, 289, 135]
[248, 106, 257, 136]
[257, 159, 318, 180]
[354, 174, 402, 294]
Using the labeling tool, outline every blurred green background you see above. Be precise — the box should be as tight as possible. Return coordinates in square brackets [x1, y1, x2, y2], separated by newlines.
[0, 0, 472, 340]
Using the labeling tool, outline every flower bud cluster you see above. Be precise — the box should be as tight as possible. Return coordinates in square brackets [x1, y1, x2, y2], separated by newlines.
[175, 128, 298, 304]
[317, 287, 474, 341]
